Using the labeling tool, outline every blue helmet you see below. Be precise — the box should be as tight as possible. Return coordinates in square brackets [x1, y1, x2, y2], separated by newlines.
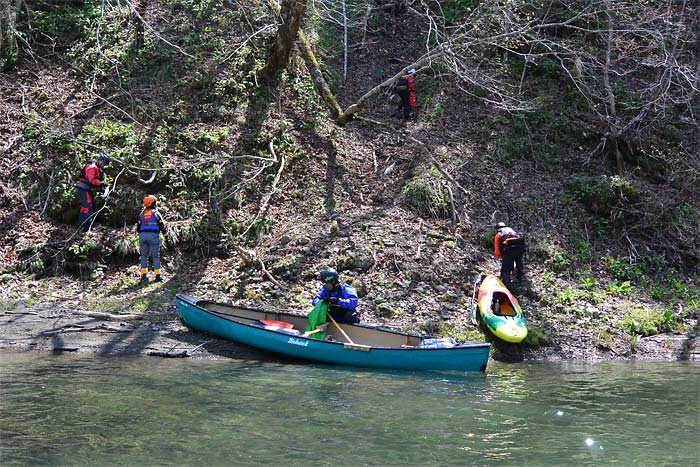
[98, 154, 110, 165]
[320, 268, 339, 284]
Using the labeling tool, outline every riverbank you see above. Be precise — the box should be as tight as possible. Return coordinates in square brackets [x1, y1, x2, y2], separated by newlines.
[2, 272, 698, 363]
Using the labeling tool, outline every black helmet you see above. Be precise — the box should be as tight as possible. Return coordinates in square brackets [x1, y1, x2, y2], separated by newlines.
[496, 222, 507, 229]
[98, 154, 110, 165]
[320, 268, 339, 283]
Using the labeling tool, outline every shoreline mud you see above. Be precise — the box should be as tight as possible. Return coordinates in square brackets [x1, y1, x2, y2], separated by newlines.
[2, 302, 698, 363]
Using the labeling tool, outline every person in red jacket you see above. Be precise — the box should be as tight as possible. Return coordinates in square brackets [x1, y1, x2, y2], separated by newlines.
[494, 222, 526, 289]
[396, 68, 416, 121]
[75, 154, 110, 231]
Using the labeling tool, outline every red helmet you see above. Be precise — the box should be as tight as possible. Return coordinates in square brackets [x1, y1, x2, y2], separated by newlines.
[143, 195, 157, 207]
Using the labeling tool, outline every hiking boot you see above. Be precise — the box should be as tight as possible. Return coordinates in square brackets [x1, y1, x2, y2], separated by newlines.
[154, 275, 163, 283]
[139, 275, 149, 284]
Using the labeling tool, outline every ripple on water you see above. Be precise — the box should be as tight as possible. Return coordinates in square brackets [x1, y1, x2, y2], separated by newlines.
[0, 355, 698, 467]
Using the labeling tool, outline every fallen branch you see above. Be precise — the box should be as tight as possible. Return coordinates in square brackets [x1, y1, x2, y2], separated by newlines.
[356, 115, 395, 129]
[42, 324, 134, 335]
[147, 340, 209, 358]
[71, 310, 141, 321]
[242, 139, 287, 237]
[234, 246, 284, 289]
[147, 350, 188, 358]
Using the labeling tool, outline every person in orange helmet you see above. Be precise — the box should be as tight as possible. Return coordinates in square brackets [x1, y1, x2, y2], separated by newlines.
[137, 195, 168, 283]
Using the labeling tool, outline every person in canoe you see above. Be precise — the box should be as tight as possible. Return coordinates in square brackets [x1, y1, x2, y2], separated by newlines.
[312, 268, 360, 324]
[494, 222, 527, 289]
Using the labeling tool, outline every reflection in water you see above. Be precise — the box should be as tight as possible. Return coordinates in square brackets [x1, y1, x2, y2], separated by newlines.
[0, 353, 698, 467]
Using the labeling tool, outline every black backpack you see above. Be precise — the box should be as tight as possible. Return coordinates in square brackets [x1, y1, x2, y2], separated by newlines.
[501, 233, 526, 253]
[396, 77, 409, 92]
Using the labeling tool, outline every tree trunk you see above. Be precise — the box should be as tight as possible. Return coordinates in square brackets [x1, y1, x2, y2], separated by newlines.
[258, 0, 308, 81]
[602, 0, 624, 176]
[0, 0, 21, 71]
[131, 0, 147, 51]
[296, 30, 342, 120]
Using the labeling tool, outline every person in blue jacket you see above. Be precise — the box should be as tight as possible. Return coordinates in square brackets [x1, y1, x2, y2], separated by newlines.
[312, 268, 360, 324]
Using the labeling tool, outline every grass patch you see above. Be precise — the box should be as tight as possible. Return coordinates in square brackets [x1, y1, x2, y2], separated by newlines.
[618, 306, 686, 338]
[130, 294, 167, 313]
[85, 298, 124, 314]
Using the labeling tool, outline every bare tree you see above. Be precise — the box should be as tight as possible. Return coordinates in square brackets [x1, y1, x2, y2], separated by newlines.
[0, 0, 21, 71]
[297, 0, 698, 139]
[527, 0, 699, 174]
[258, 0, 309, 80]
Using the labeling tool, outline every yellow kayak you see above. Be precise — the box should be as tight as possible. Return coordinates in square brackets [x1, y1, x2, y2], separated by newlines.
[477, 275, 528, 343]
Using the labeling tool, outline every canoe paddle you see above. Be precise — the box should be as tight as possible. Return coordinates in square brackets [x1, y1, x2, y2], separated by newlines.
[326, 312, 371, 351]
[301, 326, 325, 337]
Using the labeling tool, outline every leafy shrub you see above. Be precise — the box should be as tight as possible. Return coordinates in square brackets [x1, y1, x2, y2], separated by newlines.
[559, 288, 577, 304]
[67, 237, 100, 262]
[564, 175, 642, 217]
[619, 307, 685, 337]
[607, 280, 634, 295]
[580, 275, 598, 290]
[29, 0, 101, 37]
[402, 175, 448, 218]
[547, 251, 571, 271]
[605, 256, 645, 282]
[522, 327, 552, 348]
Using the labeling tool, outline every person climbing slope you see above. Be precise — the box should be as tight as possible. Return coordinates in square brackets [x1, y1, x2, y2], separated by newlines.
[396, 68, 416, 121]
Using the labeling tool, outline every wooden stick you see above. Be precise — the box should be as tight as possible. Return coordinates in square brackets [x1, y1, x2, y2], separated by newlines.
[301, 327, 324, 338]
[326, 312, 355, 344]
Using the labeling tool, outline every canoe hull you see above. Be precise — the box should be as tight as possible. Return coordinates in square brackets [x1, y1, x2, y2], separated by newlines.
[477, 275, 528, 343]
[177, 295, 490, 372]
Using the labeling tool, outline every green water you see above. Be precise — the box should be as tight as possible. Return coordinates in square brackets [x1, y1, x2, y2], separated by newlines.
[0, 353, 698, 467]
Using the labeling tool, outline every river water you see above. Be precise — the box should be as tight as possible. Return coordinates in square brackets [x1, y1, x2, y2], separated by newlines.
[0, 353, 698, 466]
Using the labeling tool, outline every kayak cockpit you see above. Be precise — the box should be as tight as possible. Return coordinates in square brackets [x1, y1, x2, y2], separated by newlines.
[491, 291, 516, 316]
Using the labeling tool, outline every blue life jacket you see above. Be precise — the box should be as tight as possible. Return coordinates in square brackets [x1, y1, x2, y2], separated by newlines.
[139, 209, 161, 233]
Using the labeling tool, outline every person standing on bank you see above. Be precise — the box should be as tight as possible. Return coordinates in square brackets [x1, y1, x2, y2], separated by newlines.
[75, 154, 110, 231]
[494, 222, 526, 289]
[312, 268, 360, 324]
[137, 195, 168, 283]
[396, 68, 416, 121]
